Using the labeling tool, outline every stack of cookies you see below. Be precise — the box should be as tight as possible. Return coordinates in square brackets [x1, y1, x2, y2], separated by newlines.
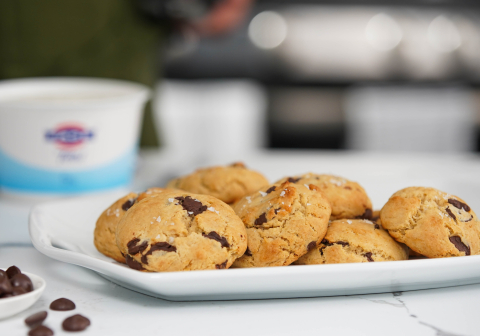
[94, 162, 480, 272]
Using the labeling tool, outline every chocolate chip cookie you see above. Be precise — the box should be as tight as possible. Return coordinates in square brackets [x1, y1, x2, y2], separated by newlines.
[275, 173, 372, 220]
[294, 219, 408, 265]
[94, 188, 167, 263]
[232, 181, 331, 267]
[380, 187, 480, 258]
[116, 190, 247, 272]
[166, 162, 269, 204]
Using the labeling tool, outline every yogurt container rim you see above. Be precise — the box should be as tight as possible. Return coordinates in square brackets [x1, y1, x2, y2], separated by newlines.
[0, 77, 151, 110]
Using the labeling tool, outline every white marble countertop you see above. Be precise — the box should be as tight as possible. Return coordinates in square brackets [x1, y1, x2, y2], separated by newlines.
[2, 150, 480, 336]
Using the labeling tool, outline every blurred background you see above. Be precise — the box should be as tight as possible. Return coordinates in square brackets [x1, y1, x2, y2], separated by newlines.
[3, 0, 480, 157]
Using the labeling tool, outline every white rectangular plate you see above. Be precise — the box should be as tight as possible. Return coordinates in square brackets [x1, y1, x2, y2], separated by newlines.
[29, 191, 480, 301]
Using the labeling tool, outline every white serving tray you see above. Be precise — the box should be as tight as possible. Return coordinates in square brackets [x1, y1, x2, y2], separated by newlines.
[29, 191, 480, 301]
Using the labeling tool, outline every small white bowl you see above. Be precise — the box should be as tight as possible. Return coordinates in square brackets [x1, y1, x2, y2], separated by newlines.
[0, 270, 46, 320]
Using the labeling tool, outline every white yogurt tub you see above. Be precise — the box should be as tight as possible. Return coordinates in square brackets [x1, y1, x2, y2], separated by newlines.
[0, 77, 150, 196]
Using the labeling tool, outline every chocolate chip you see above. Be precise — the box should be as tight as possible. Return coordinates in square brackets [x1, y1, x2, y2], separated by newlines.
[287, 177, 300, 183]
[254, 213, 267, 226]
[25, 311, 48, 327]
[62, 314, 91, 332]
[274, 208, 280, 215]
[141, 242, 177, 265]
[0, 271, 12, 295]
[448, 198, 470, 212]
[175, 196, 207, 216]
[203, 231, 230, 248]
[50, 298, 76, 311]
[127, 238, 148, 255]
[245, 248, 252, 256]
[121, 198, 136, 211]
[449, 236, 470, 255]
[336, 241, 349, 247]
[28, 325, 53, 336]
[10, 273, 33, 292]
[266, 186, 276, 194]
[374, 224, 380, 229]
[357, 209, 373, 220]
[464, 216, 473, 222]
[307, 241, 317, 250]
[11, 286, 27, 296]
[372, 216, 380, 223]
[125, 254, 145, 270]
[364, 252, 374, 262]
[321, 239, 332, 246]
[446, 207, 457, 221]
[6, 265, 21, 279]
[215, 260, 228, 269]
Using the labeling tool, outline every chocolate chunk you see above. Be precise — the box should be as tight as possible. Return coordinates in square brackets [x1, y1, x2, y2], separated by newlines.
[203, 231, 230, 248]
[215, 260, 228, 269]
[446, 207, 457, 221]
[464, 216, 473, 222]
[6, 265, 21, 279]
[321, 239, 332, 246]
[449, 236, 471, 255]
[127, 238, 148, 255]
[336, 241, 349, 247]
[287, 177, 300, 183]
[357, 209, 373, 220]
[125, 255, 145, 270]
[274, 208, 280, 215]
[28, 325, 54, 336]
[141, 242, 177, 265]
[25, 311, 48, 327]
[175, 196, 207, 216]
[10, 273, 33, 292]
[266, 186, 276, 194]
[372, 216, 380, 223]
[254, 213, 267, 226]
[364, 252, 374, 262]
[62, 314, 91, 332]
[374, 224, 380, 229]
[121, 198, 136, 211]
[448, 198, 470, 212]
[245, 248, 252, 256]
[0, 271, 12, 295]
[307, 241, 317, 250]
[50, 298, 76, 311]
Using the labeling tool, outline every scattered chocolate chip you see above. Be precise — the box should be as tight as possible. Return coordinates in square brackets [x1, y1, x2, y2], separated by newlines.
[50, 298, 76, 311]
[374, 224, 380, 229]
[175, 196, 207, 216]
[446, 207, 457, 221]
[449, 236, 471, 255]
[6, 265, 21, 279]
[127, 238, 148, 255]
[344, 186, 352, 190]
[10, 273, 33, 292]
[203, 231, 230, 248]
[448, 198, 470, 212]
[28, 325, 54, 336]
[393, 292, 402, 297]
[364, 252, 374, 262]
[125, 255, 145, 270]
[336, 241, 349, 247]
[121, 198, 136, 211]
[141, 242, 177, 265]
[62, 314, 91, 332]
[215, 260, 228, 269]
[245, 248, 252, 256]
[307, 241, 317, 251]
[287, 177, 300, 183]
[266, 186, 276, 194]
[25, 311, 48, 327]
[254, 213, 268, 226]
[357, 209, 373, 220]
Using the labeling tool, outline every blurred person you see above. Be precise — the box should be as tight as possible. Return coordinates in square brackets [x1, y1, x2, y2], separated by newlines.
[0, 0, 253, 146]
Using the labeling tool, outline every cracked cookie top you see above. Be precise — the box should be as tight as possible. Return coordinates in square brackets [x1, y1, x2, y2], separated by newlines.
[294, 219, 408, 265]
[232, 181, 331, 267]
[380, 187, 480, 258]
[166, 162, 269, 204]
[94, 188, 169, 263]
[116, 190, 247, 272]
[275, 173, 372, 220]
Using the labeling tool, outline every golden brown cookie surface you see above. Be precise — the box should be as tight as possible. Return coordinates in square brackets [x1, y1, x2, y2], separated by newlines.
[275, 174, 372, 220]
[232, 181, 331, 268]
[295, 219, 408, 265]
[380, 187, 480, 258]
[116, 190, 247, 272]
[166, 163, 269, 204]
